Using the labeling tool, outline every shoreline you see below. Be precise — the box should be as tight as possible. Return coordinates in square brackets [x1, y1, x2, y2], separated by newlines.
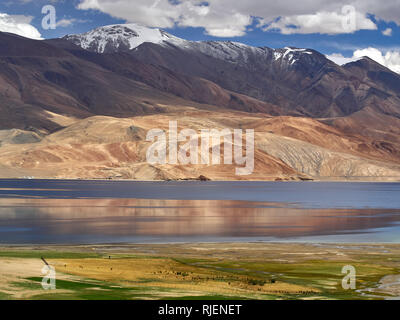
[3, 242, 400, 255]
[1, 177, 399, 183]
[1, 241, 400, 248]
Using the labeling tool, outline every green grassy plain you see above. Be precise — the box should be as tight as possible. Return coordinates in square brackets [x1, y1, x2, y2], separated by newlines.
[0, 243, 399, 300]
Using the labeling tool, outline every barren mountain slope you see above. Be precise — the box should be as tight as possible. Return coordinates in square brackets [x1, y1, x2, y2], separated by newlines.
[58, 23, 400, 120]
[1, 26, 400, 181]
[252, 116, 400, 164]
[0, 109, 399, 181]
[3, 31, 280, 133]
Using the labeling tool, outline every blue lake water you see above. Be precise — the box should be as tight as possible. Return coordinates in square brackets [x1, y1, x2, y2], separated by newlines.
[0, 179, 399, 244]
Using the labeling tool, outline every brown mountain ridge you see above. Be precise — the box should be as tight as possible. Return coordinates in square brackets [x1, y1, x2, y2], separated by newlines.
[0, 26, 399, 181]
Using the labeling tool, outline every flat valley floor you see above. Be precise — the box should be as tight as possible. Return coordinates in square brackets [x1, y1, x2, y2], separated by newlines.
[0, 243, 399, 300]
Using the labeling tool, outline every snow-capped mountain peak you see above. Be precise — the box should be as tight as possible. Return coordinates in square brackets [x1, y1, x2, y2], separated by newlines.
[63, 24, 321, 69]
[272, 47, 314, 65]
[64, 23, 185, 53]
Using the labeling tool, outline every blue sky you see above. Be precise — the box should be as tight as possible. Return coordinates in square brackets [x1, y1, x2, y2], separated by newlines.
[1, 0, 400, 67]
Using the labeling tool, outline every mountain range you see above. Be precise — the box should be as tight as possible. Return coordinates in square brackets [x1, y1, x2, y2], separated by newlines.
[0, 23, 399, 181]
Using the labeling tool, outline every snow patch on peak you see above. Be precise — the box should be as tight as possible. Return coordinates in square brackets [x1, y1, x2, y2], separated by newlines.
[185, 41, 269, 64]
[270, 47, 314, 66]
[274, 51, 283, 61]
[283, 47, 312, 58]
[64, 23, 185, 53]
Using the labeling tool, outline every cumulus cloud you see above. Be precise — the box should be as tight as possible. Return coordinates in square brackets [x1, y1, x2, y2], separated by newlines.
[259, 10, 376, 34]
[57, 19, 75, 27]
[78, 0, 251, 37]
[76, 0, 400, 37]
[0, 13, 42, 39]
[56, 18, 88, 28]
[327, 48, 400, 74]
[382, 28, 393, 36]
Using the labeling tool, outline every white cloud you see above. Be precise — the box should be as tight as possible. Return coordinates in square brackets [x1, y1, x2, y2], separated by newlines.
[57, 19, 75, 27]
[179, 10, 252, 37]
[259, 10, 376, 34]
[354, 47, 400, 73]
[327, 48, 400, 74]
[326, 53, 362, 65]
[382, 28, 393, 36]
[77, 0, 251, 37]
[76, 0, 400, 37]
[0, 13, 42, 39]
[56, 18, 88, 28]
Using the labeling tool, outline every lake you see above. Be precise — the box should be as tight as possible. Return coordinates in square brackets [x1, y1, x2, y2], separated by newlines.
[0, 179, 399, 244]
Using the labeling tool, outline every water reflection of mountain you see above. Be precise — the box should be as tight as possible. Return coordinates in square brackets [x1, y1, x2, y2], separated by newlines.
[0, 198, 399, 241]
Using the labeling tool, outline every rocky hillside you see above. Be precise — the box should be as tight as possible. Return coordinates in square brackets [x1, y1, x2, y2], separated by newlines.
[0, 109, 399, 181]
[61, 24, 400, 119]
[0, 24, 399, 181]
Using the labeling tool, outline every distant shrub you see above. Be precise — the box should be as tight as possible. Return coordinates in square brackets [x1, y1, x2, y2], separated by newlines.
[246, 279, 267, 286]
